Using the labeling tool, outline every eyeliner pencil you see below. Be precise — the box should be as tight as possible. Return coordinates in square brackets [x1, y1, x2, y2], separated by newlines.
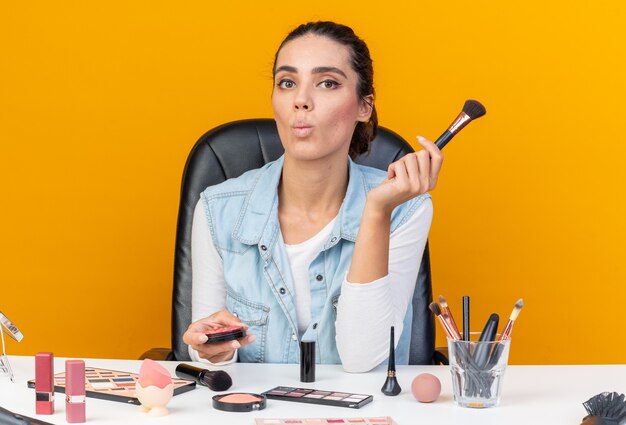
[462, 296, 470, 341]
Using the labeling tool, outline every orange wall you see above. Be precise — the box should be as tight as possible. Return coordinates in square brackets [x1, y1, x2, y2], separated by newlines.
[1, 2, 625, 364]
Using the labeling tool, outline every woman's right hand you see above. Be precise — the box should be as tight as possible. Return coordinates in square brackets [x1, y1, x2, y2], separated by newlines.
[366, 136, 443, 214]
[183, 309, 256, 363]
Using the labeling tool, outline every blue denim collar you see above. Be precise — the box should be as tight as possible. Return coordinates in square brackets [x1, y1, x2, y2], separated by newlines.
[232, 155, 370, 250]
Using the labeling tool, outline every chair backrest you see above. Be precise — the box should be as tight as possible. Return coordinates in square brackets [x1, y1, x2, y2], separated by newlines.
[171, 119, 435, 364]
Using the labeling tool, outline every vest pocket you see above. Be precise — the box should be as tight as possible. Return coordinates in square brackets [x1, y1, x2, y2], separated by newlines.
[226, 291, 270, 363]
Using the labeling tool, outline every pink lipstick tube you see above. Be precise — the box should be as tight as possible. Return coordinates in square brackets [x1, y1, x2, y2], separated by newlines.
[35, 352, 54, 414]
[65, 360, 86, 423]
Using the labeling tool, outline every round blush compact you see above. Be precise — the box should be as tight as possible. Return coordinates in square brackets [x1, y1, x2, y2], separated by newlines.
[204, 326, 246, 344]
[212, 393, 266, 412]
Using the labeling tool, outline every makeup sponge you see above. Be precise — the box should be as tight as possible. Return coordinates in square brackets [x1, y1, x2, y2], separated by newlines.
[411, 373, 441, 403]
[138, 359, 173, 389]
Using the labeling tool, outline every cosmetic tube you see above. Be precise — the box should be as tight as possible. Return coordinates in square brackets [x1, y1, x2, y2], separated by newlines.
[35, 352, 54, 415]
[300, 341, 316, 383]
[65, 360, 86, 423]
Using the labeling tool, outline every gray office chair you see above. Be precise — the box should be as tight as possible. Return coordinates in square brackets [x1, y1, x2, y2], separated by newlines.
[142, 119, 444, 365]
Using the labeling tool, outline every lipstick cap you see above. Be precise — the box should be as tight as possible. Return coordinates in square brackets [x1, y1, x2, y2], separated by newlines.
[35, 352, 53, 392]
[66, 360, 85, 395]
[35, 352, 54, 415]
[66, 360, 86, 423]
[300, 340, 316, 383]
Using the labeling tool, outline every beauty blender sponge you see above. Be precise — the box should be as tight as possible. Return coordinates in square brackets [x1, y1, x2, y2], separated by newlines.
[411, 373, 441, 403]
[138, 359, 173, 389]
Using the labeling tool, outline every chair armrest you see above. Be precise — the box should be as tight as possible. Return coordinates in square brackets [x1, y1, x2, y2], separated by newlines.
[139, 348, 175, 361]
[433, 346, 449, 365]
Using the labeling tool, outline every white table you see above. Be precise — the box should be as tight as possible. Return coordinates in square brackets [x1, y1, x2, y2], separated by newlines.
[1, 356, 624, 424]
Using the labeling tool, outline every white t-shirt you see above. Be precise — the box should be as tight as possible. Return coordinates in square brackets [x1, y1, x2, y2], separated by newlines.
[284, 217, 336, 336]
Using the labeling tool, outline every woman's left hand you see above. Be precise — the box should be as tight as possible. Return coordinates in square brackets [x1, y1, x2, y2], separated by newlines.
[366, 136, 443, 214]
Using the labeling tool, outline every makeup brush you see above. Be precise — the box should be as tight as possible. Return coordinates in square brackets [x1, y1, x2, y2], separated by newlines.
[438, 295, 461, 339]
[434, 100, 486, 150]
[175, 363, 232, 392]
[486, 299, 524, 369]
[473, 313, 499, 369]
[381, 326, 401, 396]
[433, 302, 485, 397]
[499, 298, 524, 341]
[429, 302, 460, 340]
[581, 392, 626, 425]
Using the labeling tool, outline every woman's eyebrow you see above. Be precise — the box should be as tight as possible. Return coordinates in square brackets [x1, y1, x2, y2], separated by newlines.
[312, 66, 347, 78]
[274, 65, 348, 79]
[275, 65, 298, 74]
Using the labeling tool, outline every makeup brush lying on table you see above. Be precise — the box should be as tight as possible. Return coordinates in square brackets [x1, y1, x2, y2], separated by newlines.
[175, 364, 232, 391]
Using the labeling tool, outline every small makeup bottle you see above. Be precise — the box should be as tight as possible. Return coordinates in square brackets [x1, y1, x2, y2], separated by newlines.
[300, 340, 316, 383]
[65, 360, 86, 423]
[35, 352, 54, 414]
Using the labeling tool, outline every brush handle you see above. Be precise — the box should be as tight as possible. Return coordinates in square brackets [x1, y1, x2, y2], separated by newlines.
[436, 314, 459, 341]
[388, 326, 396, 370]
[499, 319, 515, 341]
[175, 363, 206, 382]
[442, 313, 462, 340]
[442, 307, 461, 338]
[473, 314, 499, 369]
[486, 342, 505, 369]
[435, 130, 454, 149]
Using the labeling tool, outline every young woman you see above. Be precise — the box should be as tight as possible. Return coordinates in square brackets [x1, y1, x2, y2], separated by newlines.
[183, 22, 443, 373]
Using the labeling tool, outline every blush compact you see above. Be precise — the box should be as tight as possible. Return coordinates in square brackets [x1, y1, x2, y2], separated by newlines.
[205, 325, 246, 344]
[212, 393, 266, 412]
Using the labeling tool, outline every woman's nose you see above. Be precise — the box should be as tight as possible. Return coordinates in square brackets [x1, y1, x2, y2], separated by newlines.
[293, 87, 313, 111]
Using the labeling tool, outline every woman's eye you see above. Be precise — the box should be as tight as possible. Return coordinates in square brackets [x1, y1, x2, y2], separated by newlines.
[277, 79, 295, 89]
[319, 80, 339, 89]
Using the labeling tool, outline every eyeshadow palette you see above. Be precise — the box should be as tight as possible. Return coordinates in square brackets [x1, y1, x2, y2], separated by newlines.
[27, 366, 195, 404]
[255, 417, 396, 425]
[263, 386, 373, 409]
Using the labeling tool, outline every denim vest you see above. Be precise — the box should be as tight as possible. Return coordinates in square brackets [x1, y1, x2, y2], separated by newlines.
[199, 155, 429, 364]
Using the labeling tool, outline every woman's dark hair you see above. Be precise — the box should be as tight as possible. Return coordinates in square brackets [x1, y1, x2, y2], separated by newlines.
[273, 21, 377, 159]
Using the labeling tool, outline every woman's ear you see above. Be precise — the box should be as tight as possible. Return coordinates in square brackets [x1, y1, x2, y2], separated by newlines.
[357, 94, 374, 122]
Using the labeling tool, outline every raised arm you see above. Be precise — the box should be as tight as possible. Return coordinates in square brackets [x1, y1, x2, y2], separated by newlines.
[337, 137, 442, 372]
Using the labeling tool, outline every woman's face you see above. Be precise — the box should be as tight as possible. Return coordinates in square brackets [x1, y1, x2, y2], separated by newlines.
[272, 34, 372, 162]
